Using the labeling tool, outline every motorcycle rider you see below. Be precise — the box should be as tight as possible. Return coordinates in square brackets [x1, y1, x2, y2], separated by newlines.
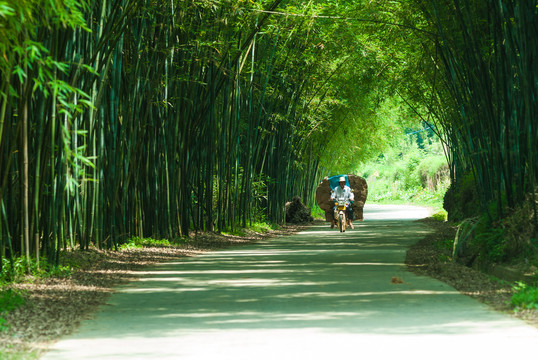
[330, 176, 355, 229]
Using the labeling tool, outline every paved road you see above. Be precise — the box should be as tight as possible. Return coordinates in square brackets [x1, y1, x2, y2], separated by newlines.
[43, 205, 538, 359]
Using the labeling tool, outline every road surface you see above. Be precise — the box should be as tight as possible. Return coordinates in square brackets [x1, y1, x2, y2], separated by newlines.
[43, 204, 538, 359]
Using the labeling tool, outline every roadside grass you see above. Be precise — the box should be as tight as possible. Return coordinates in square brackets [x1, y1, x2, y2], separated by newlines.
[0, 349, 38, 360]
[119, 221, 277, 250]
[311, 204, 325, 220]
[1, 258, 72, 284]
[0, 289, 29, 360]
[118, 237, 178, 250]
[1, 257, 70, 358]
[221, 221, 276, 236]
[0, 289, 25, 333]
[511, 282, 538, 310]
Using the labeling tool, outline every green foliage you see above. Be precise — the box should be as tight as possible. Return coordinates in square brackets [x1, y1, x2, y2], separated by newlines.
[1, 0, 441, 267]
[445, 174, 537, 266]
[431, 210, 448, 222]
[435, 236, 453, 262]
[222, 221, 276, 237]
[0, 257, 71, 284]
[5, 0, 532, 277]
[511, 282, 538, 310]
[118, 237, 173, 250]
[221, 229, 246, 237]
[443, 172, 481, 222]
[419, 0, 538, 227]
[0, 349, 38, 360]
[311, 205, 325, 220]
[0, 317, 7, 333]
[435, 237, 454, 251]
[0, 289, 25, 313]
[452, 211, 533, 268]
[249, 222, 274, 234]
[474, 219, 507, 264]
[1, 257, 71, 284]
[0, 288, 25, 333]
[359, 130, 449, 208]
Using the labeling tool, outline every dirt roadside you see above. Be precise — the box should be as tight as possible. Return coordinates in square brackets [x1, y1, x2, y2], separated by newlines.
[406, 218, 537, 328]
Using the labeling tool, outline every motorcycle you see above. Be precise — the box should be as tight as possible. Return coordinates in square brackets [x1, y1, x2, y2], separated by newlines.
[334, 198, 350, 232]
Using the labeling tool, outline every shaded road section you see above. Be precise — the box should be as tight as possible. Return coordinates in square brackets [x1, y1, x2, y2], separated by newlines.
[43, 205, 538, 359]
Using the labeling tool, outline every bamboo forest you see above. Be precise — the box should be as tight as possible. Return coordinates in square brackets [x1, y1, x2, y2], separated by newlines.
[1, 0, 537, 272]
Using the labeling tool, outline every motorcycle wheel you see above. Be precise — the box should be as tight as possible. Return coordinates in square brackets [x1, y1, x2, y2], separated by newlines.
[339, 214, 345, 232]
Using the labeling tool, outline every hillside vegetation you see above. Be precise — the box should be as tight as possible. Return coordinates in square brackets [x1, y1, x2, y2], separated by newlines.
[359, 128, 449, 209]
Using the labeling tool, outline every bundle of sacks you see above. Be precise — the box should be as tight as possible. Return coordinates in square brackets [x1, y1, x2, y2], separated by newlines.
[315, 174, 368, 222]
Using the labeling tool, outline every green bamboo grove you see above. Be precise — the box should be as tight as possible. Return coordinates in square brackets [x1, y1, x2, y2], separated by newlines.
[416, 0, 538, 222]
[1, 0, 389, 266]
[1, 0, 537, 270]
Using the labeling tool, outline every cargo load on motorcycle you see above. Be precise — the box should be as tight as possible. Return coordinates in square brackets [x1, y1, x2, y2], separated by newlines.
[315, 174, 368, 222]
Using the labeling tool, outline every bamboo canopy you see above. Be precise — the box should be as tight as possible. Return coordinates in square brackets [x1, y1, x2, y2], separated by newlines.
[0, 0, 536, 272]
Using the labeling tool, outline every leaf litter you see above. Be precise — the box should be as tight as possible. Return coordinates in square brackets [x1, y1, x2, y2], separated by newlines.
[406, 218, 537, 328]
